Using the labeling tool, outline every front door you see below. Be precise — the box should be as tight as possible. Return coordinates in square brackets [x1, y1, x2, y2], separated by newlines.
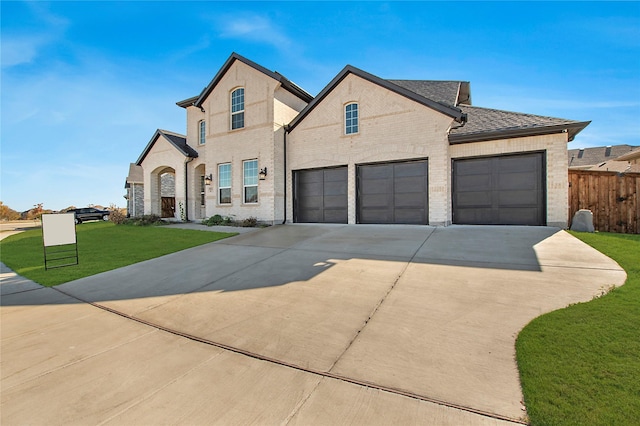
[161, 197, 175, 218]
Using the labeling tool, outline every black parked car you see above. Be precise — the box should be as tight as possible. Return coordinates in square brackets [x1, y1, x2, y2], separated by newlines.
[68, 208, 110, 224]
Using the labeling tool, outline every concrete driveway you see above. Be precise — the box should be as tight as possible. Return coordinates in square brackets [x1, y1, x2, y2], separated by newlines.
[1, 225, 626, 425]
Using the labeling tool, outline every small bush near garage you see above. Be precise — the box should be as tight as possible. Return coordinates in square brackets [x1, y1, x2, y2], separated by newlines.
[517, 232, 640, 425]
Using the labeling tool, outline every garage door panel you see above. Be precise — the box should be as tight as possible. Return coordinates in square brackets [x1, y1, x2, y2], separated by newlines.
[456, 158, 492, 175]
[360, 209, 392, 223]
[358, 160, 428, 225]
[455, 191, 493, 207]
[453, 153, 544, 225]
[395, 193, 427, 208]
[295, 167, 348, 223]
[456, 174, 492, 191]
[361, 194, 391, 208]
[394, 176, 427, 192]
[499, 155, 538, 173]
[394, 162, 427, 177]
[498, 190, 541, 206]
[394, 208, 427, 223]
[361, 179, 392, 195]
[323, 195, 347, 209]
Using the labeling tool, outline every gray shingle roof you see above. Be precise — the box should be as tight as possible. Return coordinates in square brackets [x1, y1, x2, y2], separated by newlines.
[136, 129, 198, 165]
[449, 105, 590, 144]
[567, 144, 638, 167]
[388, 80, 470, 107]
[126, 163, 143, 185]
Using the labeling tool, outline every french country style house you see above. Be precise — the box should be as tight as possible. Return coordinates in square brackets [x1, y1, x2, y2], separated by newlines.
[125, 52, 590, 227]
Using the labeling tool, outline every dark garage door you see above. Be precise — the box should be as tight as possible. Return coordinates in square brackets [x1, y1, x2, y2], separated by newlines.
[294, 167, 348, 223]
[357, 160, 428, 224]
[452, 152, 545, 225]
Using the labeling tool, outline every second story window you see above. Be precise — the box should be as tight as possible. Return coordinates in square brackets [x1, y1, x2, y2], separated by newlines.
[198, 120, 206, 145]
[231, 88, 245, 130]
[345, 102, 359, 135]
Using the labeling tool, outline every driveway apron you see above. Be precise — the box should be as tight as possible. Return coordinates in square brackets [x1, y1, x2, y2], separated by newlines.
[1, 224, 625, 424]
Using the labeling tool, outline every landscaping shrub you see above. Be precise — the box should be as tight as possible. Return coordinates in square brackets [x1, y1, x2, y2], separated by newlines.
[109, 208, 127, 225]
[125, 214, 165, 226]
[203, 214, 224, 226]
[241, 216, 258, 227]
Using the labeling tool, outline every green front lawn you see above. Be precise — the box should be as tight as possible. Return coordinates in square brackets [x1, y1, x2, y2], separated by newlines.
[516, 232, 640, 425]
[0, 222, 236, 286]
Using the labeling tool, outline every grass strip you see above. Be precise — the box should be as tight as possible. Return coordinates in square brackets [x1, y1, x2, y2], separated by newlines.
[516, 232, 640, 425]
[0, 222, 236, 287]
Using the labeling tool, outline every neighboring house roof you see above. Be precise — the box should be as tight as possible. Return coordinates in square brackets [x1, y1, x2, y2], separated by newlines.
[577, 160, 640, 173]
[449, 105, 590, 144]
[136, 129, 198, 165]
[388, 80, 471, 107]
[612, 146, 640, 162]
[567, 144, 638, 167]
[288, 65, 466, 131]
[177, 52, 313, 109]
[125, 163, 143, 188]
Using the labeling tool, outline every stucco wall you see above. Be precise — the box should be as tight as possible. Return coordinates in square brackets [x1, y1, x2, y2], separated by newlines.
[287, 73, 455, 225]
[449, 133, 569, 227]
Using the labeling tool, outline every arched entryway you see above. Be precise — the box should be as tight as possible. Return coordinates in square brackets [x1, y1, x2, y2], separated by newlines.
[151, 166, 176, 218]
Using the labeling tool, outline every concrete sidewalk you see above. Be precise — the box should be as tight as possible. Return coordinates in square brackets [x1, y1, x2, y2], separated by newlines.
[1, 225, 625, 425]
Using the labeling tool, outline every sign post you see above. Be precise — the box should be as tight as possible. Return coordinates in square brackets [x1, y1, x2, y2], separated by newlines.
[42, 213, 78, 270]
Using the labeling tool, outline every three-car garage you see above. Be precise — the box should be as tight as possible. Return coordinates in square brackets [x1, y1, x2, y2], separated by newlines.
[293, 152, 546, 227]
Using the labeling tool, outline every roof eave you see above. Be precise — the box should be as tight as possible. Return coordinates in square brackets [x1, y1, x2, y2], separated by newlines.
[449, 121, 591, 145]
[176, 96, 199, 108]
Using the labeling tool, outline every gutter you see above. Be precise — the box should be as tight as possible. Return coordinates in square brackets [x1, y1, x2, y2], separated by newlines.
[282, 125, 290, 225]
[184, 157, 195, 220]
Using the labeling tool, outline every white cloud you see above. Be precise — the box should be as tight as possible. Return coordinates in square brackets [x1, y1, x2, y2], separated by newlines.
[216, 14, 293, 50]
[1, 37, 43, 67]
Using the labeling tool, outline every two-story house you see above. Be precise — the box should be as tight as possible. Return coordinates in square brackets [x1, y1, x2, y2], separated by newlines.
[126, 52, 590, 227]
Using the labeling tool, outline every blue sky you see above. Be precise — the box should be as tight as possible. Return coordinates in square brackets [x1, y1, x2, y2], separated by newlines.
[2, 1, 639, 212]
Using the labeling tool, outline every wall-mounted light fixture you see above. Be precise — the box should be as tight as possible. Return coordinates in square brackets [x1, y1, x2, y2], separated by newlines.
[259, 167, 268, 180]
[204, 174, 213, 185]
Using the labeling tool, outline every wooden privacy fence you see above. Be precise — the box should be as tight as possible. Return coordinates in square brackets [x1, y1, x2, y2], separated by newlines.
[568, 170, 640, 234]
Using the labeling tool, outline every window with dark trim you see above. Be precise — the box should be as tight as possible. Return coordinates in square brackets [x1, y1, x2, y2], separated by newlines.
[345, 102, 359, 135]
[231, 88, 245, 130]
[218, 163, 231, 204]
[243, 159, 258, 203]
[198, 120, 206, 144]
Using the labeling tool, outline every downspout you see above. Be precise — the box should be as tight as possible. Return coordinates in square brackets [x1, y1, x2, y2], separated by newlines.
[184, 157, 195, 221]
[282, 124, 290, 224]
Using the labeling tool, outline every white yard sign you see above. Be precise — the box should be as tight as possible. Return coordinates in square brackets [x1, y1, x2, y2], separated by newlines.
[42, 213, 78, 269]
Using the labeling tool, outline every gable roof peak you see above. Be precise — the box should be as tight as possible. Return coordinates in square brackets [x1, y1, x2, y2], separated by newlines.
[187, 52, 312, 109]
[288, 65, 465, 131]
[136, 129, 198, 165]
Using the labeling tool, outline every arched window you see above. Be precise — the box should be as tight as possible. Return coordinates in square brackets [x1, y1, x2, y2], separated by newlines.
[345, 102, 358, 135]
[198, 120, 206, 144]
[231, 88, 245, 130]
